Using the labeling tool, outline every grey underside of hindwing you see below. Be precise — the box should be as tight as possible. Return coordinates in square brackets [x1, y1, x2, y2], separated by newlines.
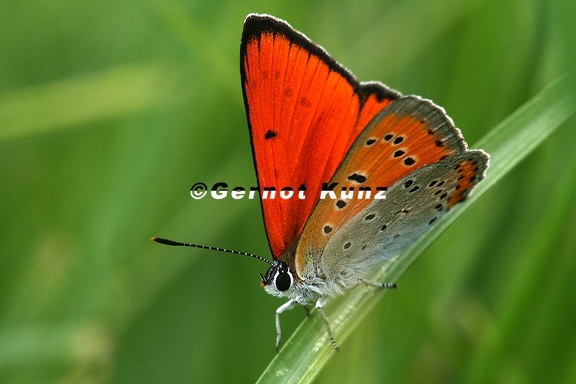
[303, 151, 484, 286]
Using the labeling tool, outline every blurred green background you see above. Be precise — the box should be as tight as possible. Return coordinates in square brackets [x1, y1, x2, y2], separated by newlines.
[1, 0, 575, 383]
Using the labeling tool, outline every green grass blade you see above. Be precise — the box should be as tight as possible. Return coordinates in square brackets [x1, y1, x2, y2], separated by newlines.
[256, 78, 575, 384]
[0, 64, 181, 141]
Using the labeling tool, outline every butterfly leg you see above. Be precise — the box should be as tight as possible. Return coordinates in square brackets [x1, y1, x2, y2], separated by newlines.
[360, 278, 397, 289]
[315, 298, 340, 351]
[275, 299, 297, 352]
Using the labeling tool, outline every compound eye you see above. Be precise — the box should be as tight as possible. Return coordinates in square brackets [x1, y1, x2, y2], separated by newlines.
[275, 271, 292, 291]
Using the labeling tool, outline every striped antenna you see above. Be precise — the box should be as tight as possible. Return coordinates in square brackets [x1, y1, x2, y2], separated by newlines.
[151, 237, 273, 265]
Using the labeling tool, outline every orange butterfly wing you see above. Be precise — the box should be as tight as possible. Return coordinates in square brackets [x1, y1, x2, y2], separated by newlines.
[240, 14, 400, 259]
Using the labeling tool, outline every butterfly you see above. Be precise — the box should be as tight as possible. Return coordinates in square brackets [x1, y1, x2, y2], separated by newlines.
[154, 13, 489, 352]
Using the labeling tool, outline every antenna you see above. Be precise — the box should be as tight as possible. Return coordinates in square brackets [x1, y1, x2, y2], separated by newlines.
[151, 237, 273, 265]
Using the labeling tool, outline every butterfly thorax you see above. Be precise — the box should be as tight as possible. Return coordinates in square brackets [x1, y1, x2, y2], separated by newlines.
[261, 273, 329, 306]
[261, 245, 363, 305]
[259, 244, 318, 304]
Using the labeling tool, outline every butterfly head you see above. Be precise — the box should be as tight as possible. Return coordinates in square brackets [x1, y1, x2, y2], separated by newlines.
[260, 260, 294, 296]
